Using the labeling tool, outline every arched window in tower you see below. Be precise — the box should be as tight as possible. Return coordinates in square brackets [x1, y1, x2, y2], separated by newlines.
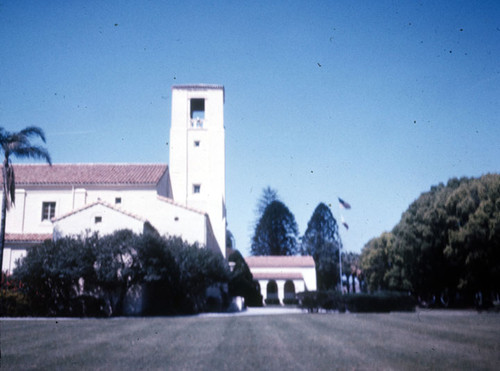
[190, 98, 205, 128]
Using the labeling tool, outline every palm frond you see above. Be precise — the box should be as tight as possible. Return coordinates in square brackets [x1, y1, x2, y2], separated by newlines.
[7, 137, 30, 151]
[13, 145, 52, 165]
[0, 128, 8, 143]
[19, 126, 47, 143]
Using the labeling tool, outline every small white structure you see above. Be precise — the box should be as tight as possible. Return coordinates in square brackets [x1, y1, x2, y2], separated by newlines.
[2, 84, 227, 273]
[245, 256, 317, 305]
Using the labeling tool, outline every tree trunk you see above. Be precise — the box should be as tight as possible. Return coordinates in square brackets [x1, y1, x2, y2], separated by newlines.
[0, 162, 8, 275]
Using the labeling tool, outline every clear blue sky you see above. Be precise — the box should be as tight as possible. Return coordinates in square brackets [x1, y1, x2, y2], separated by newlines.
[1, 1, 499, 256]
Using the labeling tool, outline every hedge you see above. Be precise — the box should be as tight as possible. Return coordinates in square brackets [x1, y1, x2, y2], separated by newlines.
[265, 298, 281, 305]
[283, 298, 299, 305]
[297, 290, 416, 313]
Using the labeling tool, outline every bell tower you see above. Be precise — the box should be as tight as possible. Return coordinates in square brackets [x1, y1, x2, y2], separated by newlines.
[169, 85, 226, 257]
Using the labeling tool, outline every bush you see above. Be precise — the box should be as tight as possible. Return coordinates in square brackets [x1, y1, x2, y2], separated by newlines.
[1, 290, 31, 316]
[228, 251, 263, 307]
[265, 298, 281, 305]
[344, 292, 416, 312]
[13, 230, 230, 317]
[68, 295, 108, 317]
[297, 290, 343, 312]
[297, 290, 416, 313]
[283, 298, 299, 305]
[245, 282, 264, 307]
[1, 273, 31, 316]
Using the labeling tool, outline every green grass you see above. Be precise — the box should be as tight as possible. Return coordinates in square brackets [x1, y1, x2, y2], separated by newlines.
[2, 310, 499, 370]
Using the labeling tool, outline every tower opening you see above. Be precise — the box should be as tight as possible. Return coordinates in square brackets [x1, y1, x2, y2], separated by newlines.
[190, 98, 205, 127]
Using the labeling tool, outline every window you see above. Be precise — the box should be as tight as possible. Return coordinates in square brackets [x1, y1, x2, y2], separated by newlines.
[193, 184, 201, 194]
[115, 197, 122, 204]
[41, 202, 56, 221]
[95, 216, 102, 224]
[190, 98, 205, 127]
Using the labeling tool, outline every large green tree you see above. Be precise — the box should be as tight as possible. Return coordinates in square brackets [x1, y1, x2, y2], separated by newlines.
[360, 174, 500, 305]
[251, 200, 299, 256]
[360, 232, 393, 292]
[443, 174, 500, 295]
[0, 126, 51, 272]
[301, 203, 342, 290]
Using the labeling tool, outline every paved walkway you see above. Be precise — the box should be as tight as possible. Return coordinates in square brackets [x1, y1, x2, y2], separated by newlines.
[1, 307, 306, 320]
[199, 306, 305, 317]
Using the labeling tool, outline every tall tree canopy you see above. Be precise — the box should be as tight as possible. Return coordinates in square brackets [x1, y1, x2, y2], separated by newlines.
[360, 174, 500, 305]
[256, 186, 279, 215]
[360, 232, 393, 292]
[0, 126, 51, 272]
[301, 202, 342, 290]
[251, 200, 299, 256]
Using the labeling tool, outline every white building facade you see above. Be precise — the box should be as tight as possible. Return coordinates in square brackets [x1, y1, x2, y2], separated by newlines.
[2, 85, 226, 273]
[245, 256, 317, 305]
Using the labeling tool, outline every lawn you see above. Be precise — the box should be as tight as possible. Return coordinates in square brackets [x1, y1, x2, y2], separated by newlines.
[1, 309, 499, 370]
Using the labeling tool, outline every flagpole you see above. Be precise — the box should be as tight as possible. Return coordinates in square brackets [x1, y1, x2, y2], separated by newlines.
[337, 197, 350, 295]
[338, 201, 343, 295]
[339, 239, 343, 295]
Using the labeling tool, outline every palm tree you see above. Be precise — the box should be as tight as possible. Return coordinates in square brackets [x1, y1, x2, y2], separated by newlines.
[0, 127, 51, 273]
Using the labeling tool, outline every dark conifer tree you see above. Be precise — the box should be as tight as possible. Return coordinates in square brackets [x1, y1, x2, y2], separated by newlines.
[251, 200, 299, 256]
[301, 203, 342, 290]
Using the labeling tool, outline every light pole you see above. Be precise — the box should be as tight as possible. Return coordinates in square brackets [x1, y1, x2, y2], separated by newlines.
[339, 241, 343, 294]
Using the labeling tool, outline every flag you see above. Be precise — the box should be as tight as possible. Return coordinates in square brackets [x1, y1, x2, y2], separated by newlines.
[338, 197, 351, 210]
[341, 215, 349, 230]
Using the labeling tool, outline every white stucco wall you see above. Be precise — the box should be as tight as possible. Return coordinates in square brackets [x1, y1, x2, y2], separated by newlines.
[4, 186, 160, 235]
[256, 279, 306, 303]
[170, 85, 226, 257]
[146, 196, 207, 246]
[53, 203, 145, 238]
[250, 266, 317, 292]
[2, 247, 28, 274]
[2, 184, 212, 273]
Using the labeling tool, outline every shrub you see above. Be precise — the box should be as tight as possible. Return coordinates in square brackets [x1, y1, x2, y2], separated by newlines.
[245, 282, 264, 307]
[13, 230, 230, 317]
[297, 290, 343, 312]
[1, 289, 31, 317]
[343, 291, 415, 312]
[265, 298, 281, 305]
[283, 298, 299, 305]
[297, 290, 416, 313]
[68, 295, 108, 317]
[228, 250, 263, 307]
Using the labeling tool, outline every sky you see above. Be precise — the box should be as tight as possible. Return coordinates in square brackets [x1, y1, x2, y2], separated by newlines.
[1, 1, 499, 256]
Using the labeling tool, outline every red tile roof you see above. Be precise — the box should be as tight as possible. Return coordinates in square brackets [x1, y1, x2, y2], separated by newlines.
[252, 272, 304, 280]
[5, 233, 52, 242]
[245, 256, 315, 268]
[2, 164, 168, 186]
